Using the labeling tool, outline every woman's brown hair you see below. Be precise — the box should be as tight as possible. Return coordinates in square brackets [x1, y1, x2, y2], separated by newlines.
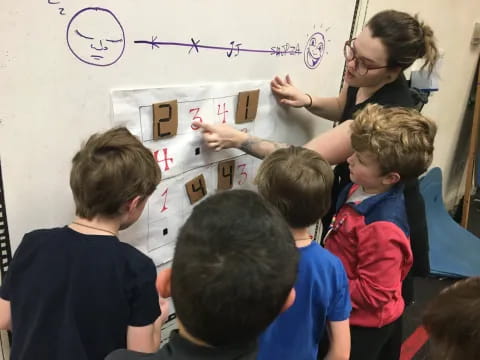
[367, 10, 439, 73]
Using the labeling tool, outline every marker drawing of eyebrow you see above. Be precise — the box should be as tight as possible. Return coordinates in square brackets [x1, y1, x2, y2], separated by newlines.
[75, 29, 94, 40]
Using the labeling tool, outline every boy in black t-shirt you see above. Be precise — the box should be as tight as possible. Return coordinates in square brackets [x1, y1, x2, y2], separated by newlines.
[107, 190, 300, 360]
[0, 127, 167, 360]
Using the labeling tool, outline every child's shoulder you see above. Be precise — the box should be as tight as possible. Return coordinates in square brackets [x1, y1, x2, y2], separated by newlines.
[21, 226, 74, 246]
[301, 242, 345, 272]
[363, 186, 408, 234]
[22, 227, 153, 267]
[116, 241, 156, 268]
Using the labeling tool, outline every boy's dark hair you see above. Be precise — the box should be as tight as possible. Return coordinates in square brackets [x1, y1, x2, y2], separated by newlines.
[171, 190, 299, 347]
[423, 277, 480, 359]
[255, 146, 334, 228]
[70, 127, 161, 219]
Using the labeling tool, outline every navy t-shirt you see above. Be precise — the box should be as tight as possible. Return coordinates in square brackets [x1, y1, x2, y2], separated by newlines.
[0, 227, 160, 360]
[257, 242, 351, 360]
[107, 330, 258, 360]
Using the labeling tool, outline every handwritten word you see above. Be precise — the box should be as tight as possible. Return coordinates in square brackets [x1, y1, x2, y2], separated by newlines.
[270, 43, 301, 56]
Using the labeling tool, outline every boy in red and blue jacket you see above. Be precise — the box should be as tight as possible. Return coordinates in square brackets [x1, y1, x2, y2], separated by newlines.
[324, 104, 437, 360]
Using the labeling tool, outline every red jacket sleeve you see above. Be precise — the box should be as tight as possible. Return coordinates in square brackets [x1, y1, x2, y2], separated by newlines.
[349, 221, 412, 311]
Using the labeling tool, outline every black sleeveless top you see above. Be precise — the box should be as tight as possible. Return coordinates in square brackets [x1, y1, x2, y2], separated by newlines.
[323, 74, 428, 304]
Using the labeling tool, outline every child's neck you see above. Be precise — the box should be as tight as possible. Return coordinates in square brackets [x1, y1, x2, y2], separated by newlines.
[290, 227, 312, 248]
[70, 216, 120, 236]
[178, 321, 212, 348]
[360, 182, 394, 195]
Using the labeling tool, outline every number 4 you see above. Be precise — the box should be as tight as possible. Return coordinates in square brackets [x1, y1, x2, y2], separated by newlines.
[185, 174, 207, 204]
[217, 103, 229, 123]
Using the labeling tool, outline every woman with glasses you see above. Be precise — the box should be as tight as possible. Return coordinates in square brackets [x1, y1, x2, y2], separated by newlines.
[271, 9, 438, 316]
[272, 11, 437, 360]
[195, 10, 438, 360]
[272, 8, 438, 269]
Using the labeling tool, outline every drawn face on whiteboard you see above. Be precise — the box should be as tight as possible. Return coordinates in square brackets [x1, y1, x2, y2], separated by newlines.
[67, 7, 125, 67]
[304, 32, 325, 69]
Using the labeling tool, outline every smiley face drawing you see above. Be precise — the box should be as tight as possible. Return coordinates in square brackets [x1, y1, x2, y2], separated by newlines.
[67, 7, 125, 67]
[304, 32, 325, 69]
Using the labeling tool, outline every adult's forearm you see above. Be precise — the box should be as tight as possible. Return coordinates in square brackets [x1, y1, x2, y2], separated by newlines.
[239, 135, 290, 159]
[307, 96, 344, 122]
[304, 120, 353, 165]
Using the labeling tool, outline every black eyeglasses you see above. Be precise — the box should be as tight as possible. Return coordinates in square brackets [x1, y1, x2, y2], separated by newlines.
[344, 38, 391, 76]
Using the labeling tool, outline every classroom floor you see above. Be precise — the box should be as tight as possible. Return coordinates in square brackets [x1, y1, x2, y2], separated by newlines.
[401, 193, 479, 360]
[400, 277, 456, 360]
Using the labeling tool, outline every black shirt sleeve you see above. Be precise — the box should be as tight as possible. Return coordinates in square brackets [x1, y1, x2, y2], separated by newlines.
[0, 233, 32, 300]
[127, 254, 161, 327]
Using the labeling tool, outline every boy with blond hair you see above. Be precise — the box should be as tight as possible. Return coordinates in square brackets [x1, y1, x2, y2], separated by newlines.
[0, 127, 166, 360]
[324, 104, 437, 360]
[255, 146, 351, 360]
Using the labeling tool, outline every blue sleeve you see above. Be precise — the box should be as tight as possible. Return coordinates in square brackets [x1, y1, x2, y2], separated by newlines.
[326, 258, 352, 322]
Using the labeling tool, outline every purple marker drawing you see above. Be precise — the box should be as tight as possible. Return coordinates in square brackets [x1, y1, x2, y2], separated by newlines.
[134, 37, 301, 58]
[271, 43, 301, 56]
[66, 7, 125, 67]
[304, 32, 325, 69]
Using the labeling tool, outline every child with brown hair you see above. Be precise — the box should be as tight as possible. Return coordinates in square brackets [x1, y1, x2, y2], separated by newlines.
[423, 277, 480, 360]
[255, 146, 351, 360]
[0, 127, 166, 360]
[324, 104, 437, 360]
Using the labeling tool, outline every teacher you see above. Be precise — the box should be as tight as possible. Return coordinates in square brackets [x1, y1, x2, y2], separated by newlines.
[196, 10, 438, 304]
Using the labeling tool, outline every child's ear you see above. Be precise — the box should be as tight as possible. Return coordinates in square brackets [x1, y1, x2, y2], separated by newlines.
[156, 268, 172, 298]
[280, 288, 296, 313]
[127, 195, 143, 212]
[382, 172, 401, 185]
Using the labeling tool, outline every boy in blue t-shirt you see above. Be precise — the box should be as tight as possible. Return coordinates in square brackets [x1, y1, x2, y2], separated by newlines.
[255, 146, 351, 360]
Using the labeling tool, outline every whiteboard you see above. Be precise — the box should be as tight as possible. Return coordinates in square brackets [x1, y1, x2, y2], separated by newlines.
[0, 0, 357, 251]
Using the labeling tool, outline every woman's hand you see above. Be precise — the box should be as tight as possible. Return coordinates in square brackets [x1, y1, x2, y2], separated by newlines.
[193, 121, 248, 151]
[270, 74, 310, 108]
